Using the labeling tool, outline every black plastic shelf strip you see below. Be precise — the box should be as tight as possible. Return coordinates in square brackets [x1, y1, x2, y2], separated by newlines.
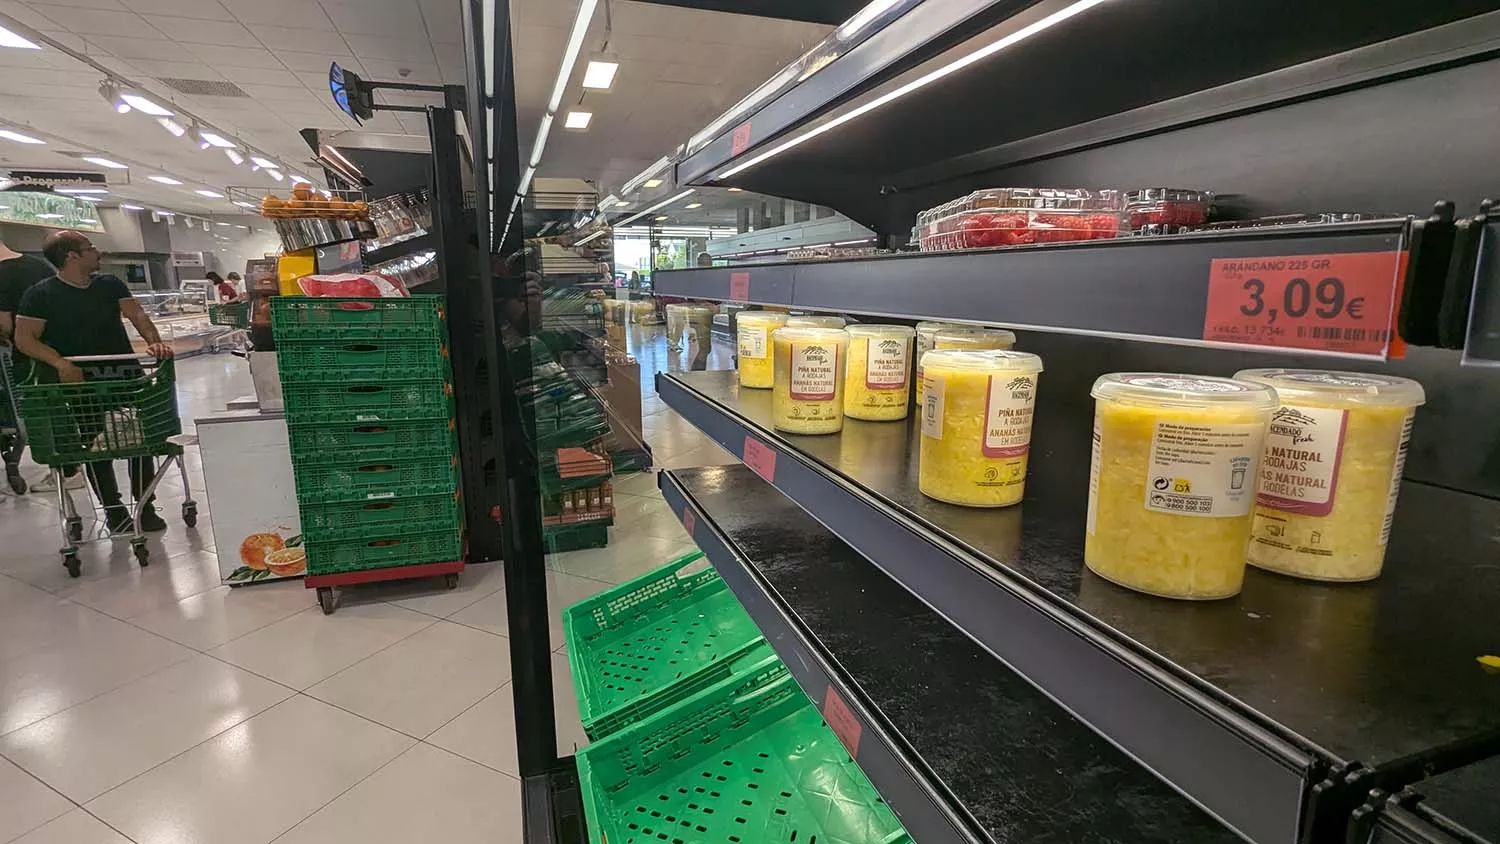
[1371, 804, 1486, 844]
[655, 219, 1411, 356]
[363, 230, 435, 267]
[655, 369, 1500, 844]
[660, 465, 1242, 844]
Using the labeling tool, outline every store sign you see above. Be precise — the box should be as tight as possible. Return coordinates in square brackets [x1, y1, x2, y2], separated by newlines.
[1203, 251, 1406, 358]
[0, 191, 103, 232]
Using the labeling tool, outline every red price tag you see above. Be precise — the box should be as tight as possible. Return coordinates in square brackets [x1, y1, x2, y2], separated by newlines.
[1203, 251, 1407, 358]
[731, 122, 753, 156]
[743, 436, 776, 483]
[728, 271, 750, 303]
[823, 685, 862, 757]
[682, 508, 695, 538]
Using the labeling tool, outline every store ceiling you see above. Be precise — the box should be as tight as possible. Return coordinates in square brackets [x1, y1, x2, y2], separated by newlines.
[0, 0, 826, 221]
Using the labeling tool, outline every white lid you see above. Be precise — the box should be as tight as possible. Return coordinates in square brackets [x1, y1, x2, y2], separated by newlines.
[772, 326, 848, 344]
[786, 314, 846, 328]
[737, 311, 788, 326]
[846, 324, 914, 340]
[933, 327, 1017, 348]
[1091, 372, 1278, 410]
[922, 349, 1042, 374]
[1234, 369, 1426, 408]
[916, 320, 963, 338]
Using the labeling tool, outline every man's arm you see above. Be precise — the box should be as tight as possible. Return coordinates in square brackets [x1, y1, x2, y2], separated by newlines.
[0, 311, 13, 345]
[13, 317, 82, 383]
[118, 297, 173, 359]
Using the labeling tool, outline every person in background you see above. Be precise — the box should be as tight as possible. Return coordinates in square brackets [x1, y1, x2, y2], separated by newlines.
[207, 271, 236, 302]
[225, 272, 242, 300]
[13, 231, 174, 532]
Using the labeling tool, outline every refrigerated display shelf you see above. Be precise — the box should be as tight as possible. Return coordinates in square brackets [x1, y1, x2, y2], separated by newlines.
[659, 464, 1242, 844]
[653, 216, 1442, 360]
[656, 369, 1500, 844]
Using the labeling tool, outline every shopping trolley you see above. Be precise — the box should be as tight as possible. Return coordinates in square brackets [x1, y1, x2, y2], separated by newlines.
[0, 347, 26, 494]
[12, 354, 198, 577]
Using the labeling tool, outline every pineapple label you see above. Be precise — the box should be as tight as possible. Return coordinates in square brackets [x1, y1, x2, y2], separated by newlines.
[789, 341, 839, 420]
[982, 373, 1037, 458]
[865, 337, 907, 389]
[1257, 405, 1347, 516]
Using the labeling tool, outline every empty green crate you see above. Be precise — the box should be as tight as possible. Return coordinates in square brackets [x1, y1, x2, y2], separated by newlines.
[207, 301, 249, 328]
[564, 552, 769, 740]
[280, 380, 452, 424]
[544, 521, 609, 553]
[306, 529, 463, 575]
[272, 296, 445, 342]
[292, 454, 458, 505]
[577, 667, 911, 844]
[288, 418, 456, 464]
[300, 493, 462, 543]
[275, 340, 451, 384]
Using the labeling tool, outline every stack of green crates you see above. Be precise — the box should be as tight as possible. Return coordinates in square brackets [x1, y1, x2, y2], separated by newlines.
[272, 296, 463, 575]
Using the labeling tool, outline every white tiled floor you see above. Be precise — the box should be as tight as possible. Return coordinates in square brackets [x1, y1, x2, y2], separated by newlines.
[0, 327, 738, 843]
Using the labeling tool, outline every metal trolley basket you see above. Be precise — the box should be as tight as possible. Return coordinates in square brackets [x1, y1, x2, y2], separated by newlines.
[0, 347, 27, 494]
[12, 354, 197, 577]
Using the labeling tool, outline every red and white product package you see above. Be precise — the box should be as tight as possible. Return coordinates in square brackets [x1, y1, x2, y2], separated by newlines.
[295, 273, 411, 298]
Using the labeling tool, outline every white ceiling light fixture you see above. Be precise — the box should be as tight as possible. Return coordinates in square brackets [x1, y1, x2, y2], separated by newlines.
[0, 129, 44, 144]
[836, 0, 903, 41]
[77, 196, 103, 202]
[121, 92, 174, 117]
[216, 221, 231, 226]
[684, 202, 702, 209]
[726, 187, 743, 192]
[195, 189, 224, 198]
[120, 204, 145, 211]
[0, 23, 41, 50]
[224, 149, 244, 165]
[289, 174, 312, 186]
[548, 0, 600, 113]
[643, 178, 663, 189]
[82, 156, 127, 169]
[621, 156, 671, 196]
[194, 127, 236, 149]
[529, 113, 554, 167]
[575, 229, 608, 246]
[654, 215, 669, 221]
[581, 58, 618, 90]
[615, 188, 695, 227]
[56, 187, 108, 194]
[148, 175, 182, 185]
[233, 200, 257, 209]
[564, 110, 592, 130]
[265, 169, 284, 182]
[157, 117, 186, 137]
[716, 0, 1111, 180]
[250, 156, 277, 169]
[99, 79, 130, 113]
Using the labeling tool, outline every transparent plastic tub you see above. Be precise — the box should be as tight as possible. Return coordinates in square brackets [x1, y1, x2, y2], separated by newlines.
[844, 324, 914, 421]
[920, 350, 1044, 507]
[736, 311, 789, 389]
[1124, 188, 1214, 231]
[786, 314, 846, 328]
[1234, 369, 1424, 582]
[916, 327, 1016, 404]
[771, 326, 847, 435]
[917, 188, 1126, 251]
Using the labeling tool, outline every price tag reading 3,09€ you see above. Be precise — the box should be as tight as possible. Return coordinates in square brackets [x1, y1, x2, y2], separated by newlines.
[1202, 251, 1407, 358]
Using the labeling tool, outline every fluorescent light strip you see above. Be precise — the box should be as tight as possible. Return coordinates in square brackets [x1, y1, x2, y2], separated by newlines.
[148, 175, 182, 185]
[614, 188, 695, 227]
[197, 131, 235, 148]
[518, 166, 536, 196]
[225, 149, 244, 165]
[157, 117, 186, 137]
[120, 93, 173, 116]
[250, 156, 278, 169]
[195, 189, 223, 198]
[837, 0, 902, 40]
[528, 113, 553, 167]
[265, 169, 284, 181]
[120, 204, 145, 210]
[0, 24, 41, 49]
[717, 0, 1110, 179]
[575, 229, 607, 246]
[83, 156, 127, 169]
[233, 200, 257, 209]
[547, 0, 599, 113]
[0, 129, 44, 144]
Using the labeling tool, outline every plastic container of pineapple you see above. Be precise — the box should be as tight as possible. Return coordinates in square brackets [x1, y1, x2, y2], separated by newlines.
[844, 324, 915, 421]
[771, 326, 847, 435]
[915, 321, 964, 359]
[1234, 369, 1424, 582]
[1086, 373, 1277, 600]
[916, 327, 1017, 404]
[736, 311, 789, 388]
[920, 350, 1043, 507]
[786, 314, 846, 328]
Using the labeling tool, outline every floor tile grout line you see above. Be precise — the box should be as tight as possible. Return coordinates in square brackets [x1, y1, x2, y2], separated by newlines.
[0, 644, 201, 743]
[0, 764, 74, 844]
[261, 722, 422, 844]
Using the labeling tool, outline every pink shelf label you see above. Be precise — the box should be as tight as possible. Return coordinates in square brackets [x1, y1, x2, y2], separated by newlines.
[823, 685, 862, 757]
[743, 436, 777, 483]
[682, 507, 696, 538]
[731, 122, 753, 156]
[729, 271, 750, 302]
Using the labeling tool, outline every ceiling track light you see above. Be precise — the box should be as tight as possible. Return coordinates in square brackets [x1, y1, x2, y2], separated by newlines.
[224, 149, 244, 165]
[158, 117, 186, 137]
[99, 78, 129, 113]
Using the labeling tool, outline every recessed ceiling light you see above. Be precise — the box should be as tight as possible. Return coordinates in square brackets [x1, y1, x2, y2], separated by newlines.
[0, 129, 44, 144]
[224, 149, 244, 165]
[120, 204, 145, 210]
[157, 117, 186, 137]
[120, 93, 173, 116]
[148, 175, 182, 185]
[564, 111, 592, 130]
[82, 156, 127, 169]
[0, 24, 41, 50]
[265, 169, 284, 181]
[196, 130, 235, 149]
[643, 178, 663, 188]
[250, 156, 277, 169]
[684, 202, 702, 209]
[195, 189, 224, 198]
[233, 200, 256, 209]
[56, 187, 108, 194]
[654, 215, 669, 221]
[581, 59, 618, 90]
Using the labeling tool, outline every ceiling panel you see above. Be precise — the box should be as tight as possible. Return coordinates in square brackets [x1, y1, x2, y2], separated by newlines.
[245, 24, 349, 54]
[215, 0, 333, 28]
[146, 16, 257, 46]
[322, 0, 427, 37]
[119, 0, 234, 19]
[29, 5, 162, 37]
[342, 32, 438, 63]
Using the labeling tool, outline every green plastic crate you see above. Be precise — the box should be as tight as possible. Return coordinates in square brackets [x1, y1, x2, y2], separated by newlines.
[300, 493, 462, 543]
[280, 380, 452, 425]
[15, 359, 183, 465]
[207, 301, 249, 328]
[272, 296, 445, 342]
[288, 418, 456, 465]
[564, 552, 769, 740]
[291, 454, 458, 505]
[544, 521, 609, 553]
[305, 529, 463, 575]
[577, 668, 912, 844]
[275, 339, 451, 384]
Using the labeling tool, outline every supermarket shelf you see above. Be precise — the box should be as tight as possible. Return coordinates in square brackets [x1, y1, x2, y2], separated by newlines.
[363, 230, 434, 266]
[654, 217, 1422, 358]
[659, 465, 1239, 844]
[656, 369, 1500, 844]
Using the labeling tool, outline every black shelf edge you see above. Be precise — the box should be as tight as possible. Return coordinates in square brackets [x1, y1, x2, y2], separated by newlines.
[655, 370, 1500, 844]
[521, 761, 587, 844]
[363, 230, 435, 267]
[656, 219, 1418, 359]
[659, 465, 1242, 844]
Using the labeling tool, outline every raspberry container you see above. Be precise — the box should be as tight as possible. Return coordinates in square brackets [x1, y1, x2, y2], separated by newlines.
[917, 188, 1126, 251]
[1124, 188, 1214, 231]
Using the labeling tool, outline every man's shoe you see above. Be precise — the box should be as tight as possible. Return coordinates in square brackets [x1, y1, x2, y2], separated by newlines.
[105, 505, 134, 534]
[139, 509, 168, 533]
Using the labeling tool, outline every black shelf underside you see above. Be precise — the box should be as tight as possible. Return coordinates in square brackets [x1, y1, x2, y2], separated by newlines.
[664, 464, 1239, 844]
[657, 370, 1500, 840]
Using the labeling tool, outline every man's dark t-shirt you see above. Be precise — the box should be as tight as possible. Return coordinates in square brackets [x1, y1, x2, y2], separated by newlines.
[15, 274, 135, 378]
[0, 254, 54, 315]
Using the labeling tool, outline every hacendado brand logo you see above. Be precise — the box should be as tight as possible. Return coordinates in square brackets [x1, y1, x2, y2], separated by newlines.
[877, 339, 902, 354]
[801, 344, 831, 364]
[1006, 375, 1035, 400]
